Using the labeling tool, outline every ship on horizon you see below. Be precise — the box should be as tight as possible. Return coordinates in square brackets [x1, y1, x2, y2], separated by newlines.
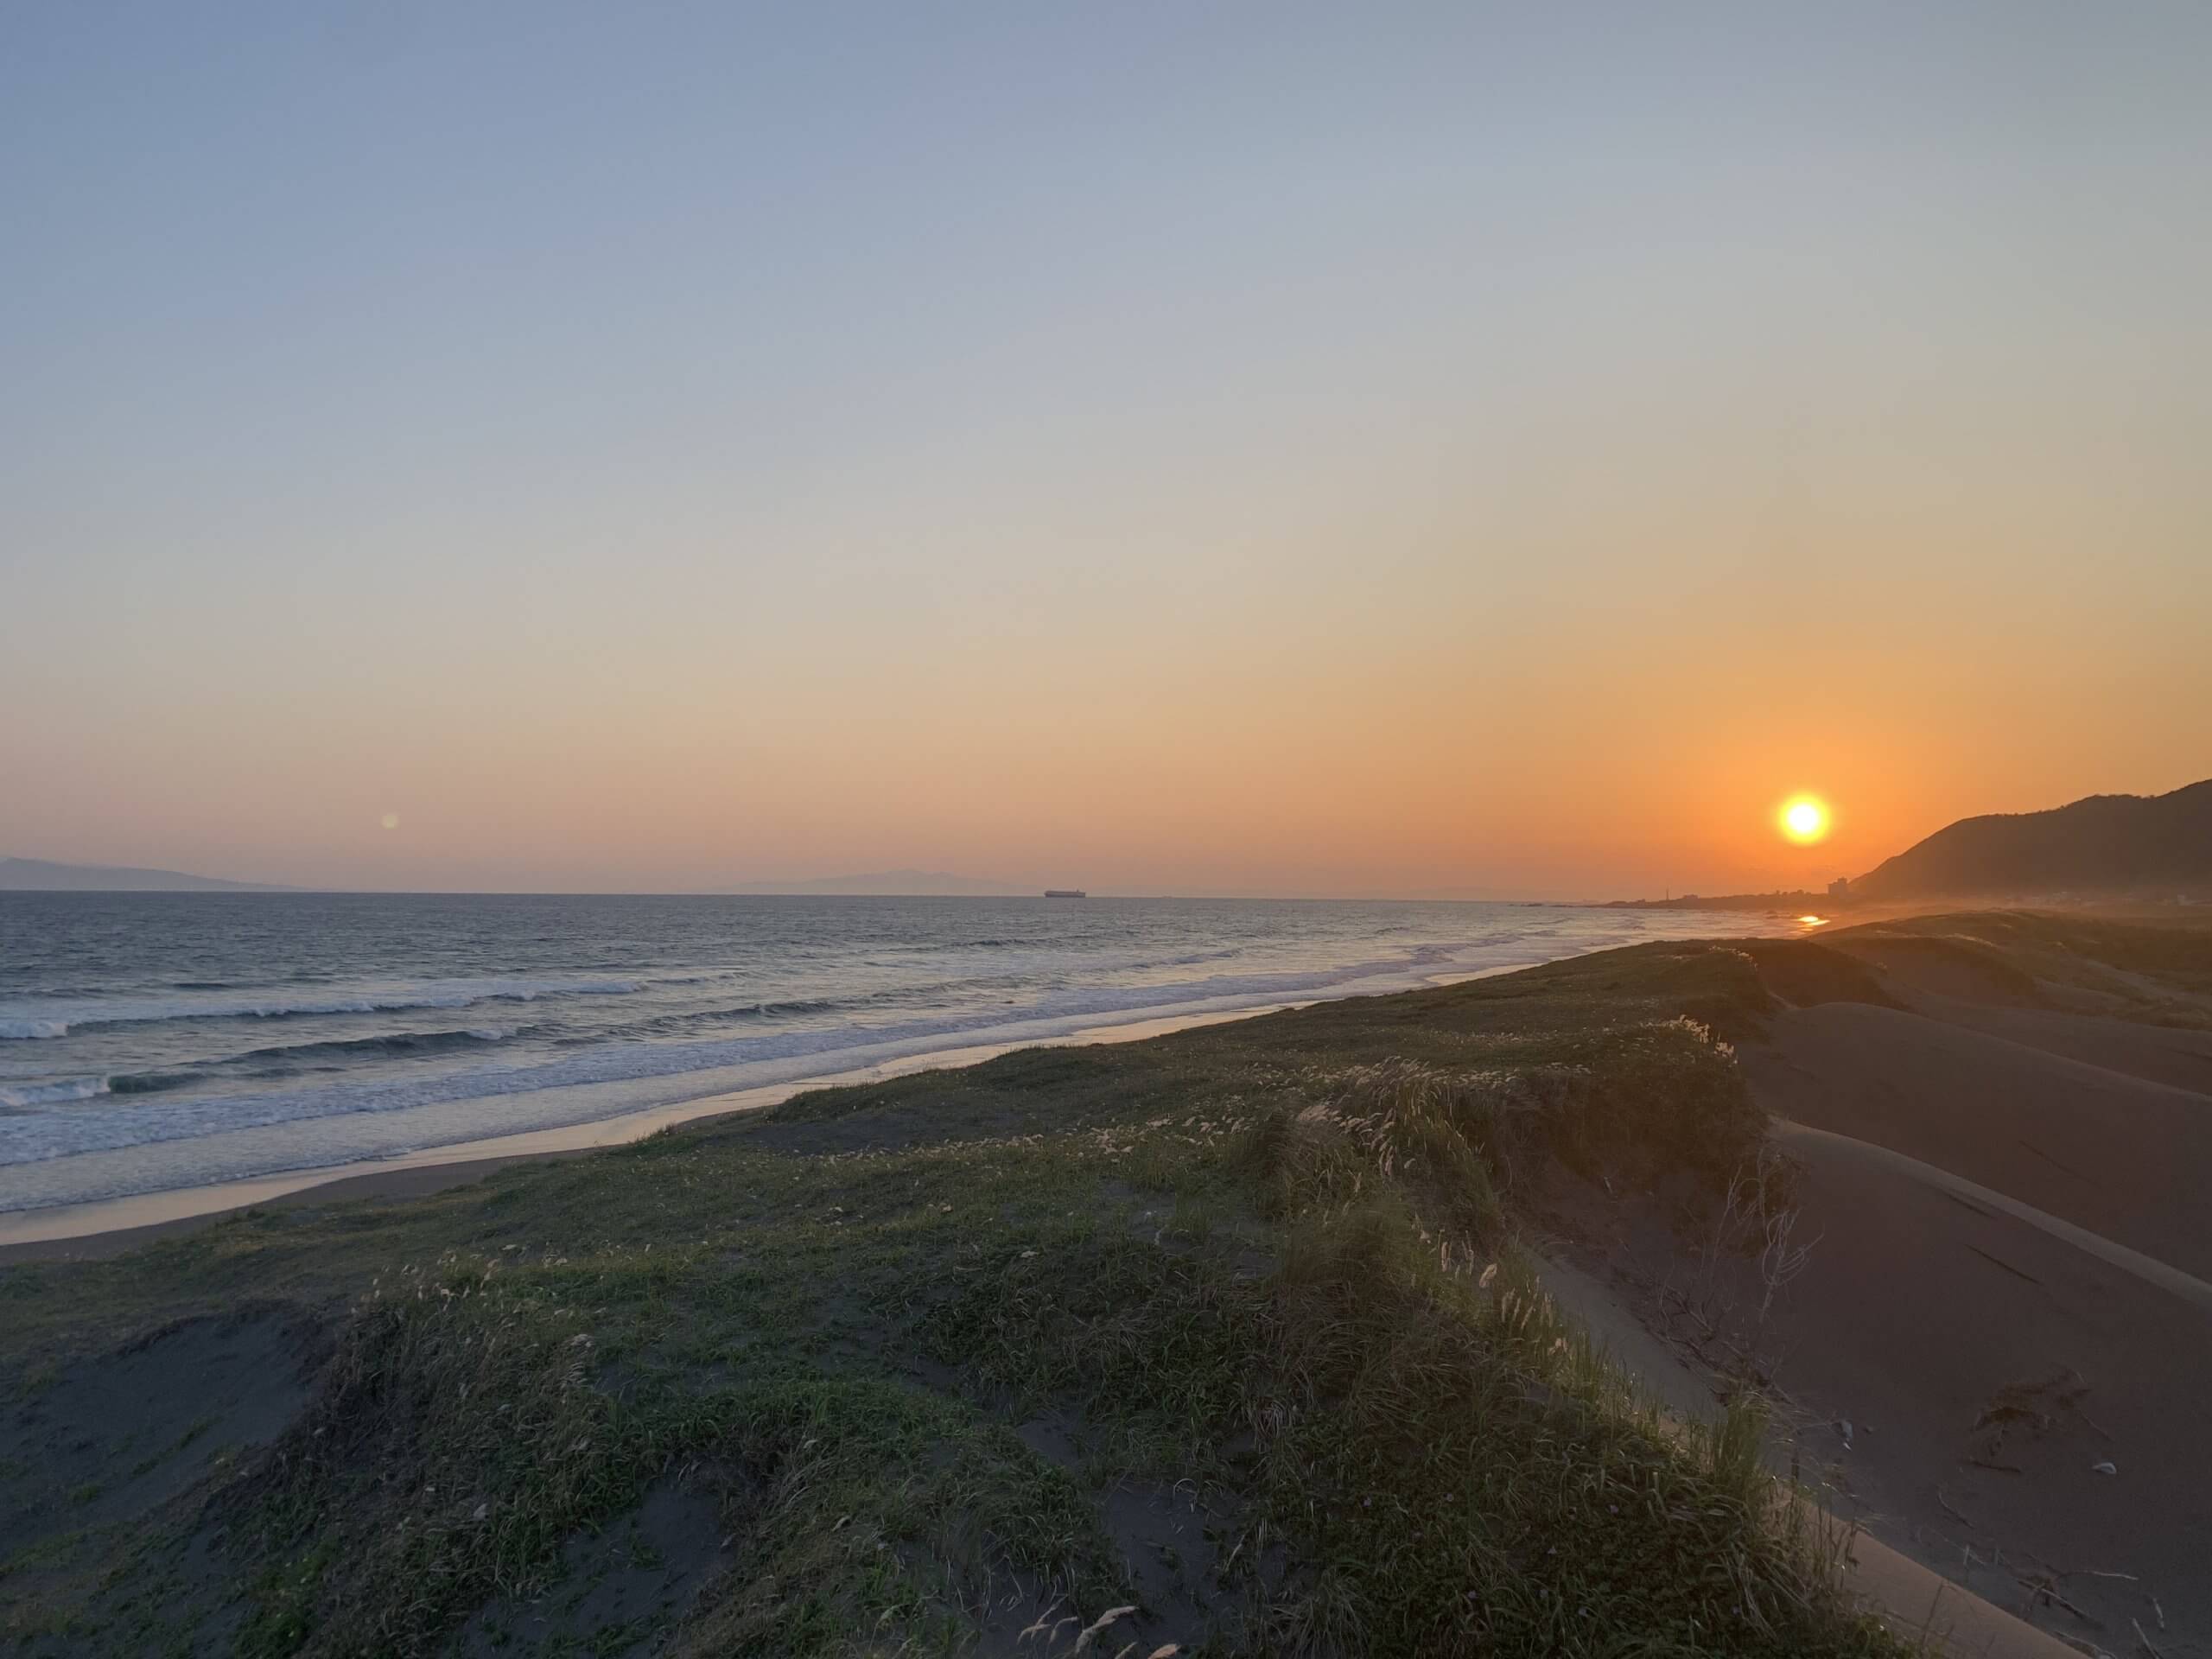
[1043, 888, 1086, 899]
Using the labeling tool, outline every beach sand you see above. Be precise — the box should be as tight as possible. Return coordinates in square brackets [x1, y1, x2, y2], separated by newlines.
[1542, 923, 2212, 1654]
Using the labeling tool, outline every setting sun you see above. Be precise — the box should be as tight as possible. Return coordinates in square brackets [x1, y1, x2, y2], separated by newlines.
[1779, 796, 1831, 844]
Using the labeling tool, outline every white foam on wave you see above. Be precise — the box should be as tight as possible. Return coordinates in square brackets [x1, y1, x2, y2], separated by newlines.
[0, 976, 645, 1039]
[0, 1077, 111, 1109]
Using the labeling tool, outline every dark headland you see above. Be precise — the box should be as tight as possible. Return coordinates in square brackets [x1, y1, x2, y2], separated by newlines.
[0, 857, 292, 893]
[1851, 778, 2212, 901]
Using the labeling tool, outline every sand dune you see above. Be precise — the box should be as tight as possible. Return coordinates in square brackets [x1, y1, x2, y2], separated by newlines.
[1775, 1119, 2212, 1315]
[1832, 928, 2212, 1094]
[1764, 1117, 2211, 1635]
[1741, 1001, 2212, 1279]
[1740, 965, 2212, 1653]
[1874, 990, 2212, 1096]
[1544, 929, 2212, 1655]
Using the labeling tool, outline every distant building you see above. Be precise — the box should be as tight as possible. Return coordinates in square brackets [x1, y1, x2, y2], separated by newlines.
[1827, 876, 1851, 899]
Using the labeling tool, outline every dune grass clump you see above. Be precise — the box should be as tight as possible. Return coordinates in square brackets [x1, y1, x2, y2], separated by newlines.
[1216, 1148, 1877, 1656]
[1245, 1291, 1854, 1653]
[1250, 1010, 1761, 1238]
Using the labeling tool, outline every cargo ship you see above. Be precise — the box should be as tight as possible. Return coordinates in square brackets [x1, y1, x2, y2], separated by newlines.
[1043, 888, 1086, 899]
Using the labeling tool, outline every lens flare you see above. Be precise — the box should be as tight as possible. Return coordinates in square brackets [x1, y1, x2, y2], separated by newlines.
[1778, 796, 1830, 844]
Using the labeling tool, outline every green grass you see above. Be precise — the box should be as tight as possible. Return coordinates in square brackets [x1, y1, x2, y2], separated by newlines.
[0, 939, 1902, 1657]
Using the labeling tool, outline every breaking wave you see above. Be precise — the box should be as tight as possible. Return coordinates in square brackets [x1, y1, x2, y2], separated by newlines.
[0, 977, 642, 1039]
[228, 1027, 517, 1067]
[0, 1077, 110, 1109]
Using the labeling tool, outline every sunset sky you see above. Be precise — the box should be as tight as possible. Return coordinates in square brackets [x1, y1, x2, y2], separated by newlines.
[4, 4, 2208, 897]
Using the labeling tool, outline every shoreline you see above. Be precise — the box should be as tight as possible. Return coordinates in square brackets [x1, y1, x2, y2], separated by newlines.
[0, 1001, 1297, 1261]
[0, 921, 1802, 1259]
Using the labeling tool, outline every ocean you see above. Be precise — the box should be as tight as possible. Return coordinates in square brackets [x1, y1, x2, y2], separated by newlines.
[0, 893, 1756, 1213]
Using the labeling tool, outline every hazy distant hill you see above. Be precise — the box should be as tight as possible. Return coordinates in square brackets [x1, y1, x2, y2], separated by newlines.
[1601, 891, 1828, 912]
[0, 857, 290, 893]
[727, 869, 1031, 897]
[1852, 779, 2212, 899]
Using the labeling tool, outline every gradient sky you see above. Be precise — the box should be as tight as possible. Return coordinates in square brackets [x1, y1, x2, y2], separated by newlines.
[4, 3, 2208, 897]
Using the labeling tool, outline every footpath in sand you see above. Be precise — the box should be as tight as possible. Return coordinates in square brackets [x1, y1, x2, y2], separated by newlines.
[1542, 918, 2212, 1659]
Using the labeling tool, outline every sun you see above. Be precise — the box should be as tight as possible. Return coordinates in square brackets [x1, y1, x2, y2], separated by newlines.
[1778, 795, 1830, 844]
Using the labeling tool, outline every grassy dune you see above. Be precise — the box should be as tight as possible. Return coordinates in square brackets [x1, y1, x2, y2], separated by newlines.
[1, 943, 1903, 1657]
[1828, 907, 2212, 1026]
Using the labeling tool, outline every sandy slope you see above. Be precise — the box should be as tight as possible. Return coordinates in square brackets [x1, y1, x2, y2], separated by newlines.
[1540, 933, 2212, 1656]
[1756, 1115, 2210, 1648]
[1740, 1003, 2212, 1279]
[1827, 930, 2212, 1092]
[1532, 1253, 2085, 1659]
[1733, 969, 2212, 1656]
[1878, 991, 2212, 1096]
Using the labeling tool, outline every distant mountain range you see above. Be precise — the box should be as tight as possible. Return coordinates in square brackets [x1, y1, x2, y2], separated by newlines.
[726, 869, 1033, 897]
[1, 861, 1035, 896]
[0, 857, 292, 893]
[1600, 890, 1829, 912]
[1851, 779, 2212, 899]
